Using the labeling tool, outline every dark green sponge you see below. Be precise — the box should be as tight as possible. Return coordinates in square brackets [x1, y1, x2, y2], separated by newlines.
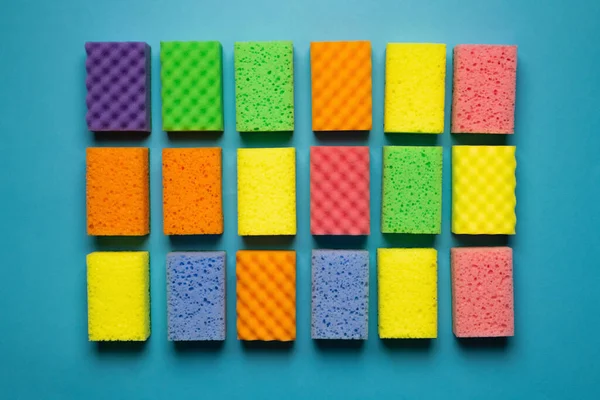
[382, 146, 442, 234]
[160, 41, 224, 131]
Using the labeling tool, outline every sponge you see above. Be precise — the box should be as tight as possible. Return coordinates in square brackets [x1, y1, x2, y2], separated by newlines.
[382, 146, 442, 234]
[311, 146, 370, 235]
[237, 148, 296, 235]
[236, 251, 296, 341]
[160, 41, 224, 131]
[310, 41, 372, 131]
[86, 147, 149, 236]
[451, 247, 514, 337]
[167, 252, 226, 341]
[163, 148, 223, 235]
[452, 146, 516, 234]
[234, 41, 294, 132]
[451, 45, 517, 134]
[378, 248, 437, 339]
[384, 43, 446, 133]
[85, 42, 151, 132]
[87, 252, 150, 341]
[312, 250, 369, 340]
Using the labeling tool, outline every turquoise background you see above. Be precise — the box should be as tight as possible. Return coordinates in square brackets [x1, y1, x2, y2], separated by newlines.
[1, 0, 599, 398]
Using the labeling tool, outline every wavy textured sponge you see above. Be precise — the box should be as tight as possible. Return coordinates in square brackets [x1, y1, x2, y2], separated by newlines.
[237, 251, 296, 341]
[311, 146, 370, 235]
[237, 148, 296, 235]
[86, 147, 149, 236]
[384, 43, 446, 133]
[160, 41, 224, 131]
[452, 146, 516, 234]
[163, 148, 223, 235]
[451, 247, 514, 337]
[87, 252, 150, 341]
[378, 248, 437, 339]
[310, 41, 372, 131]
[234, 41, 294, 132]
[452, 45, 517, 134]
[382, 146, 442, 234]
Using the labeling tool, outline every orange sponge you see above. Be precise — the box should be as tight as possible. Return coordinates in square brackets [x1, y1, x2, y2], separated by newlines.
[86, 147, 149, 236]
[236, 251, 296, 341]
[162, 148, 223, 235]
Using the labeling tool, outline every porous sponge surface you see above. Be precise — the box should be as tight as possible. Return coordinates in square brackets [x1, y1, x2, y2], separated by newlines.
[452, 45, 517, 134]
[87, 252, 150, 341]
[167, 252, 226, 341]
[310, 146, 370, 235]
[163, 148, 223, 235]
[237, 148, 296, 235]
[452, 146, 516, 234]
[384, 43, 446, 133]
[382, 146, 442, 234]
[451, 247, 514, 337]
[378, 248, 437, 339]
[234, 41, 294, 132]
[310, 41, 372, 131]
[236, 251, 296, 341]
[85, 42, 151, 132]
[86, 147, 149, 236]
[312, 250, 369, 340]
[160, 41, 224, 131]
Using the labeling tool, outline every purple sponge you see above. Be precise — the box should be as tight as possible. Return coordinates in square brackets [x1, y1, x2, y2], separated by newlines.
[167, 252, 226, 341]
[85, 42, 151, 132]
[311, 250, 369, 340]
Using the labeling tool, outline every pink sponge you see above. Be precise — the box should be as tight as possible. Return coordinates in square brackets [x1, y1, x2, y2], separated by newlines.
[451, 45, 517, 134]
[451, 247, 514, 337]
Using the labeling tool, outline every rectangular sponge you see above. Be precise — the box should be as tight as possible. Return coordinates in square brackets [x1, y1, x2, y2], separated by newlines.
[234, 41, 294, 132]
[452, 146, 516, 234]
[384, 43, 446, 133]
[163, 148, 223, 235]
[382, 146, 442, 234]
[237, 148, 296, 235]
[87, 252, 150, 341]
[378, 248, 437, 339]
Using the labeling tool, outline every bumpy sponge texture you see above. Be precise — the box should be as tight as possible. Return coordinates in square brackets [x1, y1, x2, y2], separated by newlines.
[452, 146, 516, 234]
[87, 252, 150, 341]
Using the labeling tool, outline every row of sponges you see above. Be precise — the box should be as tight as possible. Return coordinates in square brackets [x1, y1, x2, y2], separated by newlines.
[87, 248, 514, 341]
[85, 41, 517, 134]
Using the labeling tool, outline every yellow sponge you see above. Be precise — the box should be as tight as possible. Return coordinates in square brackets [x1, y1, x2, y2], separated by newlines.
[452, 146, 517, 234]
[377, 248, 437, 339]
[384, 43, 446, 133]
[237, 148, 296, 235]
[87, 252, 150, 341]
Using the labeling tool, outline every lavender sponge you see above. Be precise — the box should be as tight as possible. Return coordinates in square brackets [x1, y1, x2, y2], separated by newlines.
[167, 252, 226, 341]
[311, 250, 369, 340]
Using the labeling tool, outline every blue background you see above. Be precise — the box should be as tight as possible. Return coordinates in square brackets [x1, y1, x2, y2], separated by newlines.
[1, 0, 599, 398]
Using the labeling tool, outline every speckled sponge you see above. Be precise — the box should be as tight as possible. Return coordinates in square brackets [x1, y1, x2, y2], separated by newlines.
[85, 42, 151, 132]
[451, 247, 514, 337]
[237, 148, 296, 235]
[452, 45, 517, 134]
[160, 41, 224, 131]
[384, 43, 446, 133]
[312, 250, 369, 340]
[87, 252, 150, 341]
[234, 41, 294, 132]
[163, 148, 223, 235]
[310, 41, 372, 131]
[311, 146, 370, 235]
[378, 248, 437, 339]
[86, 147, 149, 236]
[382, 146, 442, 234]
[237, 251, 296, 341]
[452, 146, 516, 234]
[167, 252, 226, 341]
